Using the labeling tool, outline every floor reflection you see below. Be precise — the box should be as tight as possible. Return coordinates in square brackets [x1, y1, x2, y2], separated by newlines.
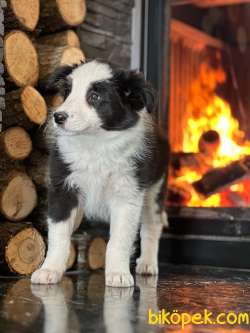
[0, 265, 250, 333]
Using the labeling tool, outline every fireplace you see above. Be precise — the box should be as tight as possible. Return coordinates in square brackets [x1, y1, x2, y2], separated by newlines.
[142, 0, 250, 269]
[168, 18, 250, 208]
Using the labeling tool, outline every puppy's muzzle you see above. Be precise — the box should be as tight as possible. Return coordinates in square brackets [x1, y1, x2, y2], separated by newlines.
[54, 112, 68, 125]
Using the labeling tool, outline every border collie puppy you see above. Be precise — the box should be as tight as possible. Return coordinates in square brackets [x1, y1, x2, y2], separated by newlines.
[31, 60, 168, 287]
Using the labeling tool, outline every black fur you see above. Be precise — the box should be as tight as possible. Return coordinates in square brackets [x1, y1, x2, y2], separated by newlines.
[132, 133, 169, 190]
[48, 146, 78, 222]
[86, 70, 156, 131]
[39, 65, 75, 99]
[112, 70, 157, 114]
[87, 80, 139, 130]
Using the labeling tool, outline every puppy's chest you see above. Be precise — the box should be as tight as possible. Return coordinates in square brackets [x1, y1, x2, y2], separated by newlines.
[65, 151, 133, 218]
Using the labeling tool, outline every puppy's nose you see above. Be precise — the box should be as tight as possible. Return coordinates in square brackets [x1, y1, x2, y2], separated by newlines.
[54, 112, 68, 124]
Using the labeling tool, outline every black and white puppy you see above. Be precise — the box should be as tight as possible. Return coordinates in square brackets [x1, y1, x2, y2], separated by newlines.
[31, 60, 168, 287]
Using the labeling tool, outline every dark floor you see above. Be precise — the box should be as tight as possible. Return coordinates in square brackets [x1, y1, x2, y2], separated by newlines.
[1, 264, 250, 333]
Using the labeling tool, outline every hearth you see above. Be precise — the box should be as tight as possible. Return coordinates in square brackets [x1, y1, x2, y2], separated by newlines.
[142, 0, 250, 268]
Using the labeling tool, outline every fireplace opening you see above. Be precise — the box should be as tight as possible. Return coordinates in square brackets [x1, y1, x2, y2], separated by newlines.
[167, 3, 250, 208]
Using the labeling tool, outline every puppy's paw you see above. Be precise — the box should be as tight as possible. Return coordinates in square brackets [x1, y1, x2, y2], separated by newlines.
[31, 268, 63, 285]
[105, 272, 134, 288]
[136, 257, 158, 276]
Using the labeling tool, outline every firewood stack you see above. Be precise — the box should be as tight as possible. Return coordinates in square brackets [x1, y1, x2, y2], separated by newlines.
[0, 0, 91, 276]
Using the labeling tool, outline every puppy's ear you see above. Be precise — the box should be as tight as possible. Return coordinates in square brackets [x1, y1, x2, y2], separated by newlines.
[113, 70, 157, 113]
[38, 65, 75, 96]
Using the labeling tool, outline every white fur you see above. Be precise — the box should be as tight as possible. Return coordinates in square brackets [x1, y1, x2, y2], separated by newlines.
[31, 208, 79, 284]
[136, 178, 168, 275]
[59, 114, 148, 287]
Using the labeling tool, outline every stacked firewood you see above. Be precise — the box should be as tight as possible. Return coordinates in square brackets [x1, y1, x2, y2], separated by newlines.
[0, 0, 107, 276]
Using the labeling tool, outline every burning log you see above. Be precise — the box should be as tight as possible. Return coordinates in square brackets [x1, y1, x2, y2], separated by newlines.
[198, 130, 220, 157]
[171, 152, 211, 175]
[167, 184, 192, 206]
[193, 155, 250, 196]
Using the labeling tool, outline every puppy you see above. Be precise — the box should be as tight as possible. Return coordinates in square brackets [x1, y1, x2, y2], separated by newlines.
[31, 60, 168, 287]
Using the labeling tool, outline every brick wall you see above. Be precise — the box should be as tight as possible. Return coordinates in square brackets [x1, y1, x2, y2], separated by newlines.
[78, 0, 135, 69]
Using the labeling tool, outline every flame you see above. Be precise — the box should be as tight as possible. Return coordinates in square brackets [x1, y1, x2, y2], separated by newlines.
[183, 95, 250, 167]
[169, 62, 250, 207]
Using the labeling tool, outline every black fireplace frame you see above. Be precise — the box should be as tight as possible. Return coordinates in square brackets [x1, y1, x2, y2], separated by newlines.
[141, 0, 250, 270]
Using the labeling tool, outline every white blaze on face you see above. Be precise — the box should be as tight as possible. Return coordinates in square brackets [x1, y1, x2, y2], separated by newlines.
[56, 60, 113, 133]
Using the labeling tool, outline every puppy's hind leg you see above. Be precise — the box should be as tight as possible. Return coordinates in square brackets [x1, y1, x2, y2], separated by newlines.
[136, 178, 168, 276]
[31, 189, 82, 284]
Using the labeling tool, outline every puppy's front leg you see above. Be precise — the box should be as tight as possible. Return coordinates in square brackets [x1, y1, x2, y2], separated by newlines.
[31, 189, 81, 284]
[106, 195, 143, 287]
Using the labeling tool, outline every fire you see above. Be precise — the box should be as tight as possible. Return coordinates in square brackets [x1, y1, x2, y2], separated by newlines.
[183, 95, 250, 167]
[169, 61, 250, 207]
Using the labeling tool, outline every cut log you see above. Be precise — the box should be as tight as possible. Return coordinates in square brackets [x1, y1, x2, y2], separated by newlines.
[45, 94, 64, 109]
[66, 242, 77, 270]
[4, 31, 39, 87]
[38, 30, 80, 48]
[5, 0, 40, 32]
[86, 237, 107, 270]
[0, 171, 37, 221]
[0, 222, 45, 275]
[0, 127, 32, 160]
[171, 152, 212, 174]
[167, 183, 192, 206]
[37, 44, 85, 79]
[39, 0, 86, 33]
[193, 156, 250, 196]
[2, 279, 42, 326]
[5, 86, 48, 130]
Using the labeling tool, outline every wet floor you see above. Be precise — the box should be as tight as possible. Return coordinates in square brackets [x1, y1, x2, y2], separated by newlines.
[1, 264, 250, 333]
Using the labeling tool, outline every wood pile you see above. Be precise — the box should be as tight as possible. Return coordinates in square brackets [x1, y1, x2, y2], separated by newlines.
[0, 0, 107, 276]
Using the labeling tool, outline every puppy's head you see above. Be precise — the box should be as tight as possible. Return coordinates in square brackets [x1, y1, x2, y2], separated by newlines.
[45, 60, 156, 134]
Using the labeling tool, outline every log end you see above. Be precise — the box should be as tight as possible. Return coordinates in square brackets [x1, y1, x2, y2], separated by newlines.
[5, 227, 45, 275]
[60, 47, 85, 67]
[2, 127, 32, 160]
[4, 30, 39, 87]
[10, 0, 40, 31]
[57, 0, 86, 26]
[21, 86, 48, 125]
[66, 30, 81, 48]
[1, 172, 37, 221]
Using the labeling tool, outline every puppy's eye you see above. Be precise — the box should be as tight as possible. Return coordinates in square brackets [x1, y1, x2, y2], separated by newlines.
[88, 92, 101, 104]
